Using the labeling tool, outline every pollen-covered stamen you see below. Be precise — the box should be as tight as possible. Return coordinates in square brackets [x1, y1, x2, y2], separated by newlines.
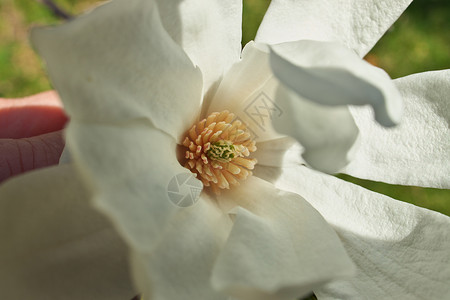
[181, 111, 257, 194]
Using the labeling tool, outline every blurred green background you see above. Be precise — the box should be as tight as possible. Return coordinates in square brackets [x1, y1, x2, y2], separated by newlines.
[0, 0, 449, 215]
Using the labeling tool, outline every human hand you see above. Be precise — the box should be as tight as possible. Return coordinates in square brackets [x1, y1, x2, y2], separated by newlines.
[0, 91, 68, 183]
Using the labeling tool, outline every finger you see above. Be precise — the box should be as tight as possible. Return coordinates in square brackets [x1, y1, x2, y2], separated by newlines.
[0, 130, 65, 184]
[0, 91, 68, 139]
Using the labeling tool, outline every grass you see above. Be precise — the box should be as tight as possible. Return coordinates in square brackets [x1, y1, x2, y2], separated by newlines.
[368, 0, 450, 79]
[0, 0, 94, 97]
[0, 0, 448, 216]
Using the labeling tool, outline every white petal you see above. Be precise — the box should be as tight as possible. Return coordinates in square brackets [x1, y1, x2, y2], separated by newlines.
[256, 165, 450, 299]
[343, 70, 450, 188]
[131, 195, 232, 300]
[256, 0, 412, 57]
[211, 176, 355, 300]
[156, 0, 242, 95]
[31, 0, 203, 141]
[206, 42, 284, 142]
[270, 40, 403, 127]
[66, 121, 200, 252]
[0, 165, 134, 300]
[253, 136, 305, 168]
[273, 85, 359, 173]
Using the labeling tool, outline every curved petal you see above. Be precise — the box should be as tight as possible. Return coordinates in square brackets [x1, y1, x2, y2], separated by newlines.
[256, 165, 450, 299]
[270, 40, 403, 127]
[156, 0, 242, 95]
[0, 165, 135, 300]
[343, 70, 450, 188]
[206, 42, 283, 142]
[256, 0, 412, 57]
[211, 176, 355, 300]
[253, 136, 305, 168]
[207, 42, 363, 172]
[66, 121, 201, 252]
[273, 85, 359, 173]
[131, 195, 232, 300]
[206, 42, 271, 115]
[31, 0, 203, 141]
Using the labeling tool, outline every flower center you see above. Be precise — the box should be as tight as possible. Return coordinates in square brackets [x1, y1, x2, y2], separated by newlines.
[181, 110, 257, 194]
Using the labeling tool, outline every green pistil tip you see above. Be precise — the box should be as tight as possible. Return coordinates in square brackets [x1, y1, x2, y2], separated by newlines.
[207, 140, 236, 162]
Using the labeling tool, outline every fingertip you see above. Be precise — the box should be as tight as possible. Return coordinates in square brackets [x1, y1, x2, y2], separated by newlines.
[0, 91, 68, 138]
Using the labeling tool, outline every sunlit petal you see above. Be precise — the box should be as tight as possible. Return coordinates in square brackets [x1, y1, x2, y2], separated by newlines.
[343, 70, 450, 188]
[256, 165, 450, 299]
[256, 0, 412, 57]
[270, 40, 402, 127]
[212, 176, 355, 300]
[32, 0, 203, 141]
[156, 0, 242, 95]
[207, 42, 283, 142]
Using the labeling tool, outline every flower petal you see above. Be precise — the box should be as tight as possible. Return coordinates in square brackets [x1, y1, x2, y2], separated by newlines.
[272, 85, 359, 173]
[208, 42, 365, 172]
[66, 121, 200, 252]
[211, 176, 355, 300]
[131, 195, 232, 300]
[253, 136, 305, 168]
[156, 0, 242, 95]
[256, 165, 450, 299]
[256, 0, 412, 57]
[0, 165, 134, 300]
[206, 42, 284, 142]
[31, 0, 203, 141]
[342, 70, 450, 188]
[270, 40, 403, 127]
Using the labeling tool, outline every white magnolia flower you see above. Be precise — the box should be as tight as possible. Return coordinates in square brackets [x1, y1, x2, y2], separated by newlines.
[1, 0, 449, 300]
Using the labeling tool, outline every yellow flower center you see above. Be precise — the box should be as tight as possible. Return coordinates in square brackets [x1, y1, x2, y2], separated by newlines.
[181, 110, 257, 194]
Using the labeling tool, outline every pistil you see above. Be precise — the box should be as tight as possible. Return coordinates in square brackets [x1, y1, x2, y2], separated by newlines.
[181, 111, 257, 194]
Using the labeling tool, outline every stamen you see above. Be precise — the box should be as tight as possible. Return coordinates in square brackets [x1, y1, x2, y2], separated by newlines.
[181, 111, 257, 194]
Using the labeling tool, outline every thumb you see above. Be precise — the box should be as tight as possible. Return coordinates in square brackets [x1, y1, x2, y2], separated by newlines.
[0, 130, 65, 184]
[0, 91, 67, 138]
[0, 91, 67, 184]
